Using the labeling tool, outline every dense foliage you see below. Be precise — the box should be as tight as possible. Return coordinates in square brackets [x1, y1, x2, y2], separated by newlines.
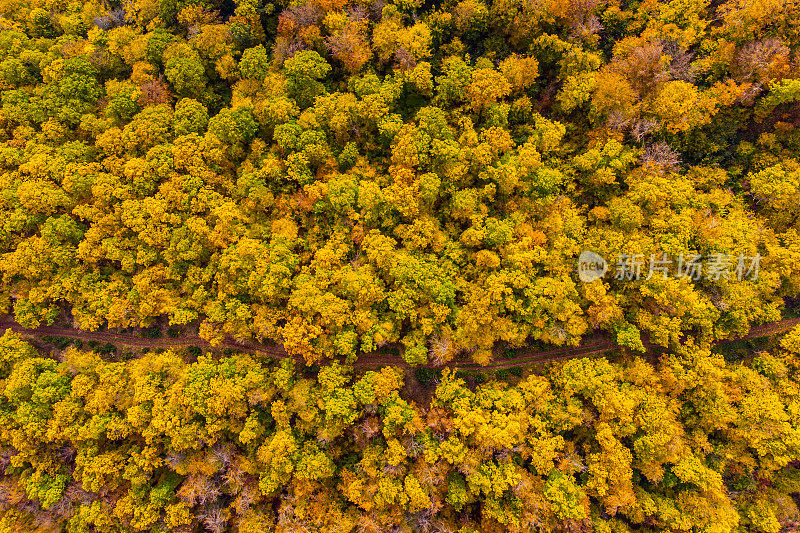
[0, 0, 799, 364]
[0, 330, 799, 532]
[2, 0, 800, 530]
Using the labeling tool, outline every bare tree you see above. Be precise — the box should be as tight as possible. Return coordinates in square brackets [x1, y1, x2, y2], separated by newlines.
[178, 475, 221, 507]
[610, 41, 670, 97]
[640, 142, 681, 170]
[200, 506, 227, 533]
[663, 40, 696, 82]
[394, 47, 416, 70]
[233, 481, 256, 515]
[165, 451, 185, 469]
[94, 7, 127, 30]
[735, 37, 790, 84]
[428, 335, 452, 366]
[630, 117, 660, 142]
[284, 2, 323, 29]
[211, 442, 233, 468]
[606, 109, 630, 132]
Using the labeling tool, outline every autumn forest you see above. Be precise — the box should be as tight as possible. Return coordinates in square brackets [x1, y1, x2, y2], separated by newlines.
[1, 0, 800, 528]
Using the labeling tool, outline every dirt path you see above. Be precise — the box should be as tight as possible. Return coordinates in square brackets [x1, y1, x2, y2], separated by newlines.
[2, 316, 799, 370]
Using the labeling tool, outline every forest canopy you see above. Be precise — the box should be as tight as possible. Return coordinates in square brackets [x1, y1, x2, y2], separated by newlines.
[0, 0, 798, 365]
[2, 0, 800, 530]
[0, 329, 799, 532]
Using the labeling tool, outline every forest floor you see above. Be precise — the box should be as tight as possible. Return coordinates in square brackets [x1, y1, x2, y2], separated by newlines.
[1, 316, 799, 370]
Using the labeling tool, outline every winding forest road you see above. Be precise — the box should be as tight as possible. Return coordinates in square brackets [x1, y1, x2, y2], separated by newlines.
[2, 316, 799, 370]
